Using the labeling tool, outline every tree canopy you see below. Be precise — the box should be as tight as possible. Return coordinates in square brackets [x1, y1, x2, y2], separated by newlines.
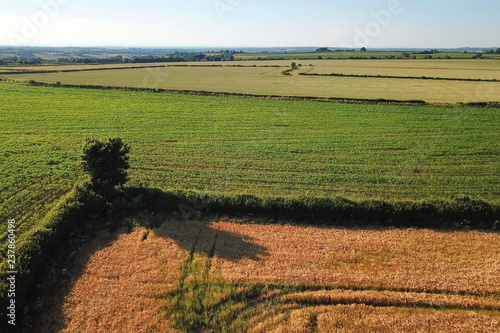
[315, 47, 332, 52]
[82, 138, 131, 193]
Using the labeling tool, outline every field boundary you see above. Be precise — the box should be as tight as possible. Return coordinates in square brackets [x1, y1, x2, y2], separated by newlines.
[5, 78, 500, 107]
[2, 78, 430, 106]
[0, 184, 110, 331]
[127, 188, 500, 230]
[299, 72, 500, 83]
[0, 65, 166, 75]
[166, 64, 287, 68]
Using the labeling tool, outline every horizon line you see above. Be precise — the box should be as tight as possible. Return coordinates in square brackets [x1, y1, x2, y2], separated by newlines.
[1, 45, 498, 50]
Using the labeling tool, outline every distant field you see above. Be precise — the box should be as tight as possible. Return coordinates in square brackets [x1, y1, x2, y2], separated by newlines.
[35, 218, 500, 332]
[297, 59, 500, 81]
[1, 83, 499, 241]
[0, 62, 167, 73]
[236, 51, 500, 60]
[4, 59, 499, 103]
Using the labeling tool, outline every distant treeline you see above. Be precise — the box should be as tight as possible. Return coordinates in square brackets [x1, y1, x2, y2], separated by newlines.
[130, 51, 238, 63]
[0, 50, 242, 66]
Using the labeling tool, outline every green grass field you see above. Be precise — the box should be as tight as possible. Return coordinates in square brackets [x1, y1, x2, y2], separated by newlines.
[1, 82, 499, 240]
[4, 59, 500, 104]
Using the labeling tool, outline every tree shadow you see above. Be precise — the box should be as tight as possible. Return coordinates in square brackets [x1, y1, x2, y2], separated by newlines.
[25, 224, 124, 333]
[29, 212, 268, 332]
[135, 214, 268, 262]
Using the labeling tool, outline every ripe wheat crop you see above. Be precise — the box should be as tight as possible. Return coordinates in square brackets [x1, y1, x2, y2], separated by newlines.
[35, 218, 500, 332]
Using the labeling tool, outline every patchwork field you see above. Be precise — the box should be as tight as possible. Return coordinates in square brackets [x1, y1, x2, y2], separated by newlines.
[3, 59, 500, 103]
[1, 83, 499, 242]
[34, 218, 500, 332]
[1, 57, 499, 331]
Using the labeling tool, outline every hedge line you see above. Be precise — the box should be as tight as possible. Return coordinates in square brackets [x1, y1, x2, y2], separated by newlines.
[0, 65, 165, 76]
[459, 102, 500, 108]
[167, 64, 285, 68]
[19, 79, 428, 106]
[127, 188, 500, 230]
[299, 72, 500, 83]
[0, 185, 109, 329]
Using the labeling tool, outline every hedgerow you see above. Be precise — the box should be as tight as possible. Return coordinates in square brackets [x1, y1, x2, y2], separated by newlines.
[0, 183, 110, 329]
[128, 188, 499, 230]
[1, 185, 497, 331]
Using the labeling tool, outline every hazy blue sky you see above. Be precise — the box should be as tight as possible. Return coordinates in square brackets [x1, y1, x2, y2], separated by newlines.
[1, 0, 499, 48]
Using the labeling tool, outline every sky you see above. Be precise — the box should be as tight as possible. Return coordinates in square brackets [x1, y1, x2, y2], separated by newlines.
[0, 0, 499, 48]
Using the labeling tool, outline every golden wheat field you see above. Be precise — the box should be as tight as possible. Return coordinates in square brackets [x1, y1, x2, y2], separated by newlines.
[5, 59, 500, 103]
[37, 218, 500, 332]
[0, 62, 168, 72]
[210, 222, 500, 294]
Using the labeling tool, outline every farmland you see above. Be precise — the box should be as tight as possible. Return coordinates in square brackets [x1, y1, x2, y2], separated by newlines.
[295, 59, 500, 80]
[1, 55, 499, 332]
[235, 51, 500, 60]
[33, 217, 500, 332]
[3, 59, 500, 103]
[0, 62, 168, 73]
[1, 82, 499, 242]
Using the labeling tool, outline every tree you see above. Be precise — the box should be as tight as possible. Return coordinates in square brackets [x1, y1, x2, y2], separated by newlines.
[360, 47, 367, 52]
[315, 47, 331, 52]
[496, 48, 500, 54]
[82, 138, 130, 193]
